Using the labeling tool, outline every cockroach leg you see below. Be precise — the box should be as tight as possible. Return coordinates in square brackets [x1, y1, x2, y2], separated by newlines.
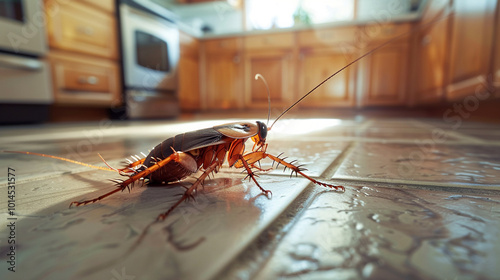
[69, 152, 185, 207]
[69, 187, 125, 207]
[237, 154, 272, 197]
[266, 153, 345, 192]
[119, 157, 145, 173]
[156, 161, 220, 221]
[129, 160, 218, 257]
[250, 162, 272, 172]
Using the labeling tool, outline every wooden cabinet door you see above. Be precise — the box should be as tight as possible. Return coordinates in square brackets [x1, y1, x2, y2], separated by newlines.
[446, 0, 496, 100]
[297, 48, 356, 107]
[413, 17, 449, 105]
[244, 50, 294, 109]
[358, 42, 409, 106]
[205, 54, 243, 109]
[179, 32, 200, 111]
[202, 38, 243, 109]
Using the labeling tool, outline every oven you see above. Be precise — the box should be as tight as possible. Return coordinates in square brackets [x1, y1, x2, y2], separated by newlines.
[0, 0, 52, 124]
[119, 0, 180, 119]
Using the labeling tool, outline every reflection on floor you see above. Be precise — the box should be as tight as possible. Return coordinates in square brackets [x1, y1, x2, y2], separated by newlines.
[0, 116, 499, 279]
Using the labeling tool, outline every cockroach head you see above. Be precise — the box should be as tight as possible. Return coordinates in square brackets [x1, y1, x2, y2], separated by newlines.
[252, 121, 267, 146]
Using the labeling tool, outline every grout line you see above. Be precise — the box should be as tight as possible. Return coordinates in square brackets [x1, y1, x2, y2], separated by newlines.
[318, 121, 370, 179]
[321, 141, 357, 179]
[326, 176, 500, 191]
[216, 179, 327, 280]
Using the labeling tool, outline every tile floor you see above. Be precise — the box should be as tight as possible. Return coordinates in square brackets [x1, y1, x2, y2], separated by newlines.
[0, 116, 499, 280]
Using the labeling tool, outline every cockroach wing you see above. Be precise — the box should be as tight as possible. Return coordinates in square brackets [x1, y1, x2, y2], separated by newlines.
[213, 122, 259, 139]
[144, 127, 233, 169]
[169, 128, 231, 152]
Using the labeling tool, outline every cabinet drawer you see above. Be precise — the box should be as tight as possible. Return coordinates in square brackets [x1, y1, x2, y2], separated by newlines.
[298, 27, 358, 47]
[360, 23, 412, 42]
[49, 52, 121, 106]
[204, 38, 242, 53]
[62, 66, 111, 93]
[244, 33, 294, 50]
[81, 0, 115, 14]
[45, 0, 118, 59]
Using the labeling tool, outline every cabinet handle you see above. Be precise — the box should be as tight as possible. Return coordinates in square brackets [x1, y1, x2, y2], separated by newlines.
[78, 76, 99, 85]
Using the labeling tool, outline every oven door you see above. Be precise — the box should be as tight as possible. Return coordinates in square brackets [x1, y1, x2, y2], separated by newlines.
[0, 53, 52, 104]
[120, 4, 179, 92]
[0, 0, 47, 56]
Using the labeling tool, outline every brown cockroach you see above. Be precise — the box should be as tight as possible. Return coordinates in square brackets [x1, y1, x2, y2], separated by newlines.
[6, 98, 344, 221]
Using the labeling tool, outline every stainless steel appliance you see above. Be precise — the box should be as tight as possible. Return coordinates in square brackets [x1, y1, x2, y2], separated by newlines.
[0, 0, 52, 124]
[119, 0, 180, 119]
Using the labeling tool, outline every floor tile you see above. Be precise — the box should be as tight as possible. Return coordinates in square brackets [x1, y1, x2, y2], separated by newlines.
[254, 186, 500, 280]
[334, 142, 500, 188]
[361, 127, 462, 141]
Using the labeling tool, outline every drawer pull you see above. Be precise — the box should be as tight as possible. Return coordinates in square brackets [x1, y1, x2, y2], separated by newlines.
[78, 76, 99, 85]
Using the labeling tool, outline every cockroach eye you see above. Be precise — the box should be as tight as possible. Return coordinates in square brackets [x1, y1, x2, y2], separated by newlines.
[256, 121, 267, 139]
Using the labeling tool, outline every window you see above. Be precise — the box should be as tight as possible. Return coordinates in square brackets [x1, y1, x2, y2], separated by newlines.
[246, 0, 355, 30]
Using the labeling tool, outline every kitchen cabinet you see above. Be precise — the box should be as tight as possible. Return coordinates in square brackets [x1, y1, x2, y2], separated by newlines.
[44, 0, 121, 107]
[296, 27, 358, 107]
[179, 32, 201, 110]
[201, 38, 244, 109]
[244, 33, 295, 108]
[357, 23, 411, 106]
[412, 16, 449, 105]
[446, 0, 496, 100]
[48, 51, 121, 107]
[45, 0, 118, 59]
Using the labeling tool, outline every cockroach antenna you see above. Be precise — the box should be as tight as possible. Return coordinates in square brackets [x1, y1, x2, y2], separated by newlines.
[255, 73, 271, 127]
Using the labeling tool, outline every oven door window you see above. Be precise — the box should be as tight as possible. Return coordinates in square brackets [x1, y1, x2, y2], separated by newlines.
[135, 31, 170, 72]
[0, 0, 25, 23]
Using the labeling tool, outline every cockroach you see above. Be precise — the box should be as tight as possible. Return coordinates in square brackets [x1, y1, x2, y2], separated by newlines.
[5, 15, 446, 224]
[5, 84, 344, 221]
